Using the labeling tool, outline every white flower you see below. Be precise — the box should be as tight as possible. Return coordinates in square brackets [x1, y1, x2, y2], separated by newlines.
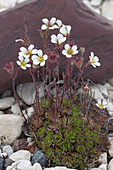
[56, 19, 62, 28]
[89, 52, 101, 68]
[51, 33, 66, 45]
[16, 56, 31, 70]
[41, 17, 58, 30]
[60, 25, 71, 37]
[32, 49, 48, 66]
[19, 44, 38, 58]
[96, 99, 107, 109]
[62, 44, 79, 58]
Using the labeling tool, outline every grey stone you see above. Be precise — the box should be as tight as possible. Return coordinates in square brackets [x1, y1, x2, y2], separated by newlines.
[9, 150, 31, 161]
[44, 167, 77, 170]
[3, 145, 13, 157]
[0, 97, 15, 110]
[16, 82, 44, 105]
[108, 159, 113, 170]
[4, 159, 13, 168]
[31, 150, 47, 167]
[90, 0, 102, 7]
[0, 156, 4, 170]
[0, 114, 24, 144]
[11, 103, 20, 115]
[6, 160, 31, 170]
[102, 1, 113, 21]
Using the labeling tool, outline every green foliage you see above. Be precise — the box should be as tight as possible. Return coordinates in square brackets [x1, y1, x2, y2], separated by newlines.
[30, 101, 109, 170]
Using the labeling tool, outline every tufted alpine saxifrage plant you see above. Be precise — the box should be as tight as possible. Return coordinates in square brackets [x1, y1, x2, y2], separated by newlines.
[4, 17, 110, 169]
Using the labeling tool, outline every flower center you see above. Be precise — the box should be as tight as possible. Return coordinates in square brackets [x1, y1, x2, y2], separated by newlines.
[25, 50, 32, 56]
[39, 56, 44, 63]
[20, 61, 26, 66]
[67, 49, 73, 55]
[98, 104, 104, 109]
[90, 59, 95, 64]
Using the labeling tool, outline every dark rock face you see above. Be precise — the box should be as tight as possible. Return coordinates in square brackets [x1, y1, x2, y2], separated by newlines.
[1, 0, 113, 93]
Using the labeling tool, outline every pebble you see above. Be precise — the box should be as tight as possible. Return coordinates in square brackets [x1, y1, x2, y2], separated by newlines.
[0, 156, 4, 170]
[90, 0, 102, 7]
[24, 163, 42, 170]
[44, 167, 77, 170]
[101, 1, 113, 21]
[31, 150, 47, 166]
[9, 150, 31, 161]
[3, 145, 13, 157]
[98, 164, 107, 170]
[108, 159, 113, 170]
[16, 82, 44, 105]
[99, 152, 107, 164]
[6, 160, 31, 170]
[0, 97, 15, 110]
[0, 114, 24, 144]
[4, 158, 13, 168]
[11, 103, 20, 115]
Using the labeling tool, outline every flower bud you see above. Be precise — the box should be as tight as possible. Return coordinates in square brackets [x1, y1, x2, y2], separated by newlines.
[74, 56, 84, 69]
[15, 36, 30, 46]
[4, 62, 14, 75]
[81, 84, 89, 93]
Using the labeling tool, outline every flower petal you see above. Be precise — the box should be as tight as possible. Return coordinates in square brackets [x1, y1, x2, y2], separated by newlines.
[50, 17, 56, 25]
[66, 25, 71, 34]
[32, 55, 38, 61]
[21, 66, 26, 70]
[65, 44, 70, 50]
[20, 47, 27, 53]
[60, 25, 67, 36]
[95, 62, 101, 66]
[32, 49, 38, 54]
[43, 54, 48, 60]
[28, 44, 34, 51]
[56, 19, 62, 27]
[51, 34, 57, 43]
[18, 55, 24, 61]
[42, 18, 49, 25]
[41, 24, 47, 30]
[91, 52, 94, 57]
[37, 50, 43, 57]
[40, 61, 45, 66]
[26, 64, 31, 68]
[62, 50, 67, 56]
[33, 60, 40, 65]
[16, 61, 21, 66]
[24, 58, 30, 63]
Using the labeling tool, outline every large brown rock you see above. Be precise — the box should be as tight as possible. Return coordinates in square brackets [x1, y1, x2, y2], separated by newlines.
[0, 0, 113, 93]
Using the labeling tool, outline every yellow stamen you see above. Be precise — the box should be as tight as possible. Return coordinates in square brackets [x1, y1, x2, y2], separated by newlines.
[20, 61, 26, 66]
[39, 56, 44, 62]
[25, 50, 32, 56]
[98, 104, 104, 109]
[90, 59, 95, 64]
[67, 49, 73, 55]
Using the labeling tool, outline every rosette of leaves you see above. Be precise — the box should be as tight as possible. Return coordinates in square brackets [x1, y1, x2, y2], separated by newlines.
[30, 98, 109, 170]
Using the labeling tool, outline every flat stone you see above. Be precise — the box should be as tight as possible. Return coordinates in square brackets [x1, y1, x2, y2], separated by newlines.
[9, 150, 31, 161]
[1, 0, 113, 93]
[0, 114, 24, 144]
[0, 97, 15, 110]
